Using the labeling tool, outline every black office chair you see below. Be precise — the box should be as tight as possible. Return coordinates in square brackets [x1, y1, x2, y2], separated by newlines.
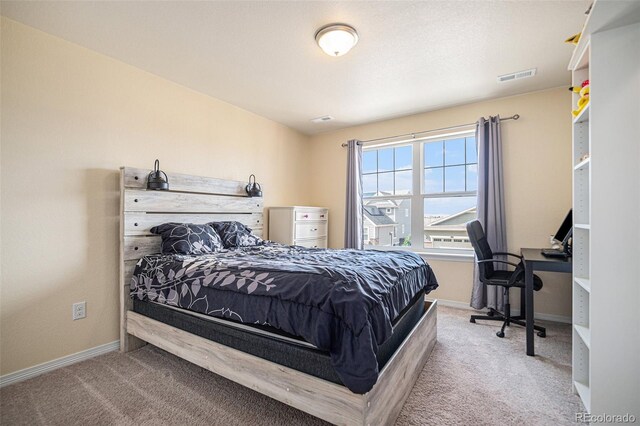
[466, 220, 546, 338]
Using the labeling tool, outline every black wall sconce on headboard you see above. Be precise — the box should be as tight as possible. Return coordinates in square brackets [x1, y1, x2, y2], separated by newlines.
[147, 159, 169, 190]
[245, 174, 263, 197]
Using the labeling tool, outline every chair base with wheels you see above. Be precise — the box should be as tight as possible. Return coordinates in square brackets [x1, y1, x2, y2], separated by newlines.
[470, 288, 546, 338]
[466, 220, 547, 339]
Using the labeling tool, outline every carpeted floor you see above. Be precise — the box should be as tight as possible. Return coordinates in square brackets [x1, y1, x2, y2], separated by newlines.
[0, 306, 584, 425]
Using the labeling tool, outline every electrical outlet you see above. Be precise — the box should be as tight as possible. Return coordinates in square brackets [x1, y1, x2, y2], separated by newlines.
[72, 301, 86, 320]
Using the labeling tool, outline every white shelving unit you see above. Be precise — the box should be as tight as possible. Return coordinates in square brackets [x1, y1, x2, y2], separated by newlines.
[573, 157, 590, 171]
[569, 0, 640, 416]
[572, 103, 590, 124]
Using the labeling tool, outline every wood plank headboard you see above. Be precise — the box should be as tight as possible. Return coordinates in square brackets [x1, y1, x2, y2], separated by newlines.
[119, 166, 264, 351]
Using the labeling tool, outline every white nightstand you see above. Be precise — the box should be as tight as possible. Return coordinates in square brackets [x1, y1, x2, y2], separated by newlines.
[268, 206, 328, 248]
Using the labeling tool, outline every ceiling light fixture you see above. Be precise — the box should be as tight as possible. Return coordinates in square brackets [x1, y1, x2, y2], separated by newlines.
[311, 115, 334, 123]
[315, 24, 358, 57]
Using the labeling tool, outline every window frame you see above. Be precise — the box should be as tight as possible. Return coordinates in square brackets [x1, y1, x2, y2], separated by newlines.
[361, 129, 477, 260]
[362, 143, 414, 197]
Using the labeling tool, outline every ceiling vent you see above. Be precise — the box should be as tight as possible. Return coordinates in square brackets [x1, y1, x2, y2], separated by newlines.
[497, 68, 537, 83]
[311, 115, 335, 123]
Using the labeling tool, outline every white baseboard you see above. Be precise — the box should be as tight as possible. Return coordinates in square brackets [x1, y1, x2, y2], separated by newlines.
[519, 310, 572, 325]
[431, 298, 572, 324]
[0, 340, 120, 388]
[0, 298, 570, 388]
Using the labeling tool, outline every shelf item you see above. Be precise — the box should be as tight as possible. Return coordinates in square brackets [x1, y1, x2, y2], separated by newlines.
[574, 277, 591, 293]
[574, 324, 591, 349]
[574, 157, 591, 171]
[573, 103, 590, 124]
[574, 380, 591, 412]
[569, 35, 590, 71]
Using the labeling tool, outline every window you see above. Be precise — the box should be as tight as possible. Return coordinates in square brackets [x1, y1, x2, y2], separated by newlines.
[363, 145, 412, 196]
[423, 137, 477, 193]
[362, 133, 477, 251]
[423, 136, 477, 249]
[363, 145, 412, 247]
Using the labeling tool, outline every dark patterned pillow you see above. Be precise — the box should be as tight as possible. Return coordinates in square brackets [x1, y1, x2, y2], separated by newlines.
[150, 223, 224, 255]
[208, 221, 263, 248]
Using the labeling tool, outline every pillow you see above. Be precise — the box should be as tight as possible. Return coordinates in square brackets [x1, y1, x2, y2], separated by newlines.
[150, 223, 224, 255]
[208, 221, 263, 248]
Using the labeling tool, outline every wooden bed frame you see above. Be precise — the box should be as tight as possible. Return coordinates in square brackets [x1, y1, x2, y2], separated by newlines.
[119, 166, 437, 426]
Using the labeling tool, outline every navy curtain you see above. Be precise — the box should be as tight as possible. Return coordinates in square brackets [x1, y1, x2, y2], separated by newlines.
[344, 140, 363, 249]
[471, 116, 507, 310]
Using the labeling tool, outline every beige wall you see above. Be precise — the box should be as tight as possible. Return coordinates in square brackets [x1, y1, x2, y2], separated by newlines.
[0, 17, 573, 377]
[308, 87, 573, 318]
[0, 18, 311, 375]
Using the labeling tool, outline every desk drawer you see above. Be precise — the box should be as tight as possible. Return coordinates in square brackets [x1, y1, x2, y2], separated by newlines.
[295, 238, 327, 249]
[295, 210, 328, 222]
[295, 222, 327, 239]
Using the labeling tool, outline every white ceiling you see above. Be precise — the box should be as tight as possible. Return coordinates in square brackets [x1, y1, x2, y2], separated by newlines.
[1, 1, 590, 135]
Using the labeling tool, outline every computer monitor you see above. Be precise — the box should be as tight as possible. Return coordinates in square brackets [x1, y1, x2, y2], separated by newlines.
[553, 209, 573, 248]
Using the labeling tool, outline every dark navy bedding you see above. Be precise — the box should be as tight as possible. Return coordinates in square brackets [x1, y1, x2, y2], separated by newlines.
[130, 243, 438, 393]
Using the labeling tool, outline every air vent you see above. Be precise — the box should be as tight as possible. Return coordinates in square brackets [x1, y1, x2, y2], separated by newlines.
[497, 68, 537, 83]
[311, 115, 334, 123]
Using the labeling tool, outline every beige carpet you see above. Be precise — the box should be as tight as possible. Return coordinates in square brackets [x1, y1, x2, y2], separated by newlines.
[0, 306, 584, 425]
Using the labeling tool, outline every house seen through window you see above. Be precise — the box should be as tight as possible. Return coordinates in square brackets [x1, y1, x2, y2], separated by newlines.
[362, 133, 477, 250]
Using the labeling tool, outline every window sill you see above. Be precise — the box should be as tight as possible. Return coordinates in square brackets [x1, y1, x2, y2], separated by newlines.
[364, 246, 475, 263]
[416, 250, 475, 263]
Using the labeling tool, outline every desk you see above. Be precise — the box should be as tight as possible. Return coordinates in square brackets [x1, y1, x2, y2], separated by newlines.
[520, 248, 572, 356]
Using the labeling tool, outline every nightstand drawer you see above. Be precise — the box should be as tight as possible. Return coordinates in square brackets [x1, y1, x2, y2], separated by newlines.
[295, 222, 327, 239]
[295, 210, 328, 222]
[269, 206, 329, 247]
[295, 238, 327, 249]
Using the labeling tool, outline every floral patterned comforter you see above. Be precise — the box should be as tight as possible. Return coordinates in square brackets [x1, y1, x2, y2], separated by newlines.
[131, 243, 438, 393]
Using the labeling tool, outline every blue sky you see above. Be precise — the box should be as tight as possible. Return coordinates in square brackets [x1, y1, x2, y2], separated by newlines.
[424, 196, 476, 216]
[363, 137, 477, 207]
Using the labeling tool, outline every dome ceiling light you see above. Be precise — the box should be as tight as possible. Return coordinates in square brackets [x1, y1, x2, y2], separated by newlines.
[315, 24, 359, 57]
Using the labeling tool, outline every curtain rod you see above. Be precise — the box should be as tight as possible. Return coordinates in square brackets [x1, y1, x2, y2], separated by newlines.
[341, 114, 520, 147]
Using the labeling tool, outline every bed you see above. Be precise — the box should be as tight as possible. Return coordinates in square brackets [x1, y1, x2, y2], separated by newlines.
[119, 166, 438, 425]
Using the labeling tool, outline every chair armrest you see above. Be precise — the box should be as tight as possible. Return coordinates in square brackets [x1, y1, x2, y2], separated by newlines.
[477, 259, 521, 268]
[492, 252, 523, 260]
[478, 259, 526, 287]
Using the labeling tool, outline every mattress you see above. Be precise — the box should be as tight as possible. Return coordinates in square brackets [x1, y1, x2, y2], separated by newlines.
[132, 289, 426, 385]
[130, 243, 438, 393]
